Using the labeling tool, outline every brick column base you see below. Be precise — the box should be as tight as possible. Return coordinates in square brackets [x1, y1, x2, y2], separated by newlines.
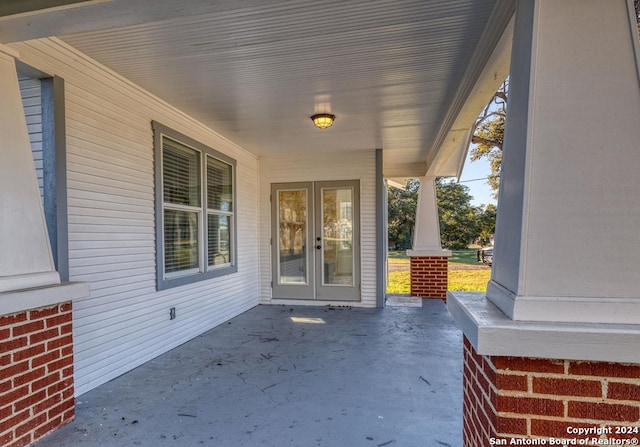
[463, 336, 640, 446]
[0, 302, 74, 447]
[409, 256, 448, 300]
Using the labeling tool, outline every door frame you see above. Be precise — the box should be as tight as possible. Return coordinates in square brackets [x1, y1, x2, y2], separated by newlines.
[270, 182, 314, 300]
[314, 180, 360, 301]
[271, 180, 361, 302]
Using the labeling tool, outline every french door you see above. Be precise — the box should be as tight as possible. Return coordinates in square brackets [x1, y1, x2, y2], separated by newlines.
[271, 180, 360, 301]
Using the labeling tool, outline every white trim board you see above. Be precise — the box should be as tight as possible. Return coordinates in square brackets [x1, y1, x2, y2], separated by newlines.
[0, 281, 90, 315]
[448, 291, 640, 364]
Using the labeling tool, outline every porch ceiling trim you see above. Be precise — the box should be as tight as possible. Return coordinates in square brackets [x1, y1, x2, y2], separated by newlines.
[425, 0, 514, 179]
[0, 0, 289, 43]
[0, 0, 114, 20]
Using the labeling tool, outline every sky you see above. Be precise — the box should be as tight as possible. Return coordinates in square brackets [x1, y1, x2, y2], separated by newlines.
[457, 149, 497, 208]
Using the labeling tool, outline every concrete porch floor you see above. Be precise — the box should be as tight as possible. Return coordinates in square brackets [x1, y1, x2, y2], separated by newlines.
[34, 300, 463, 447]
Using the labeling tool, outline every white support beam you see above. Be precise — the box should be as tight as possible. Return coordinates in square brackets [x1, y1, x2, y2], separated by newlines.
[0, 46, 60, 292]
[426, 1, 514, 178]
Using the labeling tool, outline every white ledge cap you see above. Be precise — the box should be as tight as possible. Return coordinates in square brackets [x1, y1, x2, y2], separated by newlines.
[447, 291, 640, 364]
[406, 249, 452, 257]
[0, 282, 90, 316]
[0, 271, 61, 294]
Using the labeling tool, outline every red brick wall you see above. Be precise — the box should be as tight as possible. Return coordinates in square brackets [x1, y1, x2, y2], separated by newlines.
[0, 302, 74, 447]
[410, 256, 448, 300]
[463, 337, 640, 446]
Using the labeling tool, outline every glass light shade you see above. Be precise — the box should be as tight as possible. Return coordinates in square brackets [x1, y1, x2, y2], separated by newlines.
[311, 113, 335, 129]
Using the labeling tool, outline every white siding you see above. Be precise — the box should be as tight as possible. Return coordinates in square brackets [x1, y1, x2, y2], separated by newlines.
[19, 75, 43, 203]
[259, 151, 378, 308]
[10, 39, 260, 396]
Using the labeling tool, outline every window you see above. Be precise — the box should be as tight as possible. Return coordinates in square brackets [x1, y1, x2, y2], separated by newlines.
[153, 122, 237, 290]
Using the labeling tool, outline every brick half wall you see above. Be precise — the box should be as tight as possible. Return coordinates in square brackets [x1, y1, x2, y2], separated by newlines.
[463, 336, 640, 446]
[0, 302, 74, 447]
[410, 256, 448, 300]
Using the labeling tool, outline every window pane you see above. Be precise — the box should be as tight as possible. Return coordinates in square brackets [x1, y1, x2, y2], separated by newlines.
[163, 138, 201, 206]
[207, 157, 233, 211]
[164, 209, 199, 273]
[208, 214, 231, 266]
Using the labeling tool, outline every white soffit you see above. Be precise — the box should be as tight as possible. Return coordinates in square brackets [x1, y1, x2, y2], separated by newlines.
[2, 0, 509, 177]
[0, 1, 115, 19]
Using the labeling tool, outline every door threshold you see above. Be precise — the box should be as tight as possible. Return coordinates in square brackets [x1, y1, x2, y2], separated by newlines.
[271, 298, 366, 308]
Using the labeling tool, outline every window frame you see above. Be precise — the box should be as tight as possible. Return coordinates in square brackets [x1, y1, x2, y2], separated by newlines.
[153, 121, 237, 290]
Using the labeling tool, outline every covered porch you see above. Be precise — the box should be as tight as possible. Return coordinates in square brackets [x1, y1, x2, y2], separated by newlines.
[1, 2, 507, 444]
[2, 1, 640, 446]
[32, 301, 462, 447]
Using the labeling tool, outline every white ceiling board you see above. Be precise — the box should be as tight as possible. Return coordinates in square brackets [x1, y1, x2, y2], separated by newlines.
[3, 0, 509, 177]
[0, 0, 114, 19]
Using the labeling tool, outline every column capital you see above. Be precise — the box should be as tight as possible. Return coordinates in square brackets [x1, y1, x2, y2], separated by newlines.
[406, 249, 451, 258]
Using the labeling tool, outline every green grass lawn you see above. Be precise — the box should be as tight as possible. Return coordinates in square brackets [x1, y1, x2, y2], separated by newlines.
[387, 270, 411, 294]
[387, 249, 491, 293]
[387, 269, 490, 294]
[449, 249, 482, 265]
[388, 250, 410, 264]
[448, 269, 491, 291]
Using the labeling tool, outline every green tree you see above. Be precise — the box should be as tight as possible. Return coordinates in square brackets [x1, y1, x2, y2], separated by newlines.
[477, 203, 497, 247]
[435, 178, 480, 250]
[470, 80, 507, 196]
[387, 179, 419, 249]
[388, 178, 495, 251]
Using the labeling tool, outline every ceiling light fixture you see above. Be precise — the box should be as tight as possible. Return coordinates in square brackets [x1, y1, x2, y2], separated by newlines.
[310, 113, 335, 129]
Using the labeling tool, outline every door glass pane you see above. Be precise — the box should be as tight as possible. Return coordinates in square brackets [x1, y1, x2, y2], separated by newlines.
[322, 188, 353, 285]
[278, 190, 307, 284]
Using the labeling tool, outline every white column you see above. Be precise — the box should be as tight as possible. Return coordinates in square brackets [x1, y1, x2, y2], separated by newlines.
[448, 0, 640, 364]
[0, 46, 60, 292]
[406, 177, 451, 257]
[487, 0, 640, 325]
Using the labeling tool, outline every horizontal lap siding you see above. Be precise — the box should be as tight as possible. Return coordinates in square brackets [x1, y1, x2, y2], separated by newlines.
[259, 151, 377, 307]
[10, 39, 260, 396]
[19, 76, 44, 204]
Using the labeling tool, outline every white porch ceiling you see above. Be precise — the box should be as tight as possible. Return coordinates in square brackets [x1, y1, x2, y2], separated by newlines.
[1, 0, 512, 177]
